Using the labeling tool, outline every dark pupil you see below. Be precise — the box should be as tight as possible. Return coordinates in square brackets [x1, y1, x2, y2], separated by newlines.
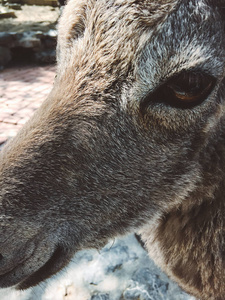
[140, 71, 216, 112]
[169, 72, 207, 96]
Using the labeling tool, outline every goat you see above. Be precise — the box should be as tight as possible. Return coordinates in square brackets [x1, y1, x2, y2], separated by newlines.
[0, 1, 224, 299]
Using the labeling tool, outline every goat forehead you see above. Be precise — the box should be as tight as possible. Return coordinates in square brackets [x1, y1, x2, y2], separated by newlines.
[136, 0, 224, 83]
[57, 0, 180, 77]
[60, 0, 222, 59]
[57, 0, 224, 90]
[90, 0, 220, 27]
[90, 0, 179, 27]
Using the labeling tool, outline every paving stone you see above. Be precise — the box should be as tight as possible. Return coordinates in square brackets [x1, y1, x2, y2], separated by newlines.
[0, 64, 56, 143]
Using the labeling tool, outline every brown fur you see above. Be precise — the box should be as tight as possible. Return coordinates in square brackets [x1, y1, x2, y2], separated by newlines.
[0, 0, 224, 299]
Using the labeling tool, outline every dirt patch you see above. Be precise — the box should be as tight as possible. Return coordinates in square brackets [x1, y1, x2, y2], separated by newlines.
[0, 4, 60, 33]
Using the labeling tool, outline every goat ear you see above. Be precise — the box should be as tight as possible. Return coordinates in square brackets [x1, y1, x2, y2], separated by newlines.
[57, 0, 87, 71]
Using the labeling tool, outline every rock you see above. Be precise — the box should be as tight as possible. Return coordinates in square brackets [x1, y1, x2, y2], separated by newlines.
[0, 32, 16, 47]
[91, 294, 110, 300]
[46, 29, 57, 37]
[0, 8, 16, 19]
[18, 32, 41, 49]
[41, 34, 57, 49]
[123, 270, 168, 300]
[4, 0, 21, 3]
[0, 4, 59, 68]
[35, 49, 56, 63]
[0, 30, 57, 67]
[6, 3, 22, 10]
[22, 0, 58, 7]
[0, 46, 11, 67]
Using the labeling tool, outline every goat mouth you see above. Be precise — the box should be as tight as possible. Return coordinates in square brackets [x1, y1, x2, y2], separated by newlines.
[0, 244, 73, 289]
[17, 245, 72, 290]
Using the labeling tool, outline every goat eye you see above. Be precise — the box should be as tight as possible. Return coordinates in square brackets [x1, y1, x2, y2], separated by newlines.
[140, 71, 216, 111]
[167, 72, 216, 103]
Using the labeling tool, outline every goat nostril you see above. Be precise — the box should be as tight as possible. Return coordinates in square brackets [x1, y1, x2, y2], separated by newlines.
[0, 254, 4, 261]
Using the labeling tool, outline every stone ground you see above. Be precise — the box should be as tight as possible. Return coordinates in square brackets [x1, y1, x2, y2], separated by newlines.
[0, 65, 196, 300]
[0, 64, 56, 145]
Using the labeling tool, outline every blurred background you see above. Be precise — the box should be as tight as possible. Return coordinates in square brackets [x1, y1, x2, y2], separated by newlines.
[0, 0, 60, 67]
[0, 0, 61, 146]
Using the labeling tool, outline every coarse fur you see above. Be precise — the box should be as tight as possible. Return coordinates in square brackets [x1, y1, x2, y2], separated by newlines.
[0, 0, 224, 299]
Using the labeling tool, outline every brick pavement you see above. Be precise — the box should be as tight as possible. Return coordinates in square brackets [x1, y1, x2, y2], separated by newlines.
[0, 64, 56, 145]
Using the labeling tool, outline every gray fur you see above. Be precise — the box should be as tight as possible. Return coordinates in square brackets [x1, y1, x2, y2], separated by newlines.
[0, 0, 224, 299]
